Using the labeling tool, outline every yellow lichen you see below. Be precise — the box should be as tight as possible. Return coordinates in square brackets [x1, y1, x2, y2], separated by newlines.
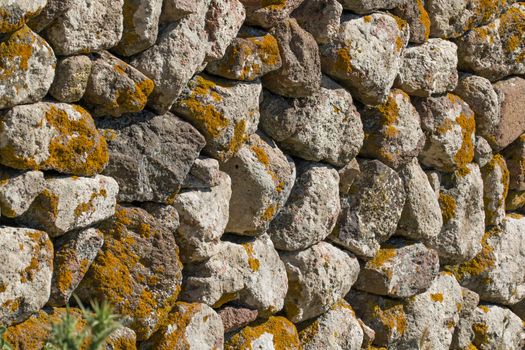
[372, 303, 407, 337]
[242, 242, 260, 272]
[212, 292, 239, 308]
[430, 293, 444, 302]
[334, 47, 353, 76]
[439, 193, 457, 224]
[368, 248, 397, 270]
[479, 305, 490, 313]
[417, 0, 431, 40]
[0, 25, 36, 81]
[472, 322, 490, 346]
[454, 109, 476, 169]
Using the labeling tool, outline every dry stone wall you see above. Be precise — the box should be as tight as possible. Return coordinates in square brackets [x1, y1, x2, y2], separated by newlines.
[0, 0, 525, 349]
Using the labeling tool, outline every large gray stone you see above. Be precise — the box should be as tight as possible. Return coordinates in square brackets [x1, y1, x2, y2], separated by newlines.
[0, 168, 44, 218]
[0, 0, 47, 33]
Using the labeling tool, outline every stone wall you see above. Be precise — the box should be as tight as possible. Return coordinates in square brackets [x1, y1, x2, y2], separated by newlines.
[0, 0, 525, 349]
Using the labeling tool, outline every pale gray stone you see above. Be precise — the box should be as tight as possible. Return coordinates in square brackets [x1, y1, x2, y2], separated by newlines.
[49, 55, 92, 103]
[0, 0, 47, 33]
[27, 0, 74, 33]
[292, 0, 343, 44]
[0, 169, 44, 218]
[481, 155, 509, 227]
[240, 0, 304, 29]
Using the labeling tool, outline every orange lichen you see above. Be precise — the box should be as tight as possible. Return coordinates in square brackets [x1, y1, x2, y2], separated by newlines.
[472, 322, 490, 346]
[430, 293, 444, 302]
[454, 109, 476, 169]
[479, 305, 490, 313]
[251, 144, 285, 193]
[249, 34, 281, 67]
[0, 25, 35, 80]
[417, 0, 431, 40]
[334, 47, 353, 76]
[212, 292, 239, 308]
[114, 78, 155, 114]
[439, 193, 457, 224]
[372, 303, 407, 337]
[261, 204, 277, 222]
[242, 242, 260, 272]
[299, 320, 320, 345]
[225, 119, 247, 159]
[74, 188, 108, 218]
[368, 248, 397, 270]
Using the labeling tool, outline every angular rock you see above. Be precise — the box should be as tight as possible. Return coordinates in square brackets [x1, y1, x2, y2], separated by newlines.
[0, 25, 56, 109]
[104, 327, 137, 350]
[359, 320, 376, 349]
[451, 304, 525, 350]
[160, 0, 208, 24]
[481, 154, 509, 226]
[503, 134, 525, 191]
[0, 102, 109, 176]
[113, 0, 163, 56]
[173, 74, 261, 161]
[431, 163, 485, 264]
[260, 76, 364, 167]
[82, 51, 154, 118]
[220, 133, 295, 235]
[0, 0, 46, 32]
[360, 89, 425, 169]
[456, 3, 525, 81]
[320, 13, 409, 105]
[416, 94, 476, 172]
[140, 203, 180, 232]
[354, 239, 440, 298]
[140, 302, 224, 350]
[268, 162, 340, 251]
[280, 241, 360, 323]
[182, 157, 223, 189]
[396, 39, 458, 97]
[392, 0, 431, 44]
[49, 55, 93, 103]
[396, 158, 443, 241]
[492, 77, 525, 150]
[262, 18, 321, 98]
[0, 227, 53, 327]
[0, 168, 44, 218]
[172, 172, 231, 262]
[97, 111, 205, 203]
[218, 306, 258, 333]
[329, 160, 406, 259]
[338, 158, 360, 195]
[26, 0, 74, 33]
[506, 190, 525, 212]
[474, 136, 493, 168]
[448, 215, 525, 305]
[240, 0, 304, 29]
[292, 0, 343, 44]
[206, 31, 282, 81]
[18, 175, 118, 237]
[76, 206, 184, 341]
[44, 0, 124, 55]
[299, 300, 363, 350]
[226, 316, 300, 349]
[337, 0, 406, 14]
[48, 228, 104, 306]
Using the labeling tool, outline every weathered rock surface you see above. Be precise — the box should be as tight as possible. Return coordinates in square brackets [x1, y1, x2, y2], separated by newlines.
[76, 206, 184, 341]
[280, 241, 360, 323]
[0, 168, 44, 218]
[18, 175, 118, 237]
[338, 158, 360, 195]
[320, 12, 409, 105]
[26, 0, 74, 33]
[260, 76, 364, 167]
[0, 227, 53, 327]
[392, 0, 430, 44]
[329, 160, 406, 259]
[337, 0, 406, 14]
[292, 0, 343, 44]
[491, 76, 525, 150]
[182, 157, 223, 189]
[240, 0, 304, 29]
[359, 89, 425, 169]
[474, 136, 493, 168]
[268, 162, 340, 251]
[0, 0, 47, 33]
[503, 134, 525, 191]
[48, 228, 104, 306]
[416, 94, 476, 172]
[218, 306, 258, 333]
[395, 39, 458, 97]
[44, 0, 124, 55]
[262, 18, 321, 98]
[0, 102, 108, 176]
[220, 133, 295, 236]
[97, 111, 205, 203]
[481, 154, 509, 226]
[173, 74, 261, 161]
[0, 25, 56, 110]
[159, 0, 207, 24]
[49, 55, 93, 103]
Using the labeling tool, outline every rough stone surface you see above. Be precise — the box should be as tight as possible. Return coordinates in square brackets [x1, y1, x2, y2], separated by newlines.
[97, 111, 205, 203]
[240, 0, 305, 29]
[76, 206, 184, 341]
[268, 162, 340, 251]
[481, 154, 509, 226]
[395, 38, 458, 97]
[26, 0, 74, 33]
[338, 158, 360, 195]
[18, 175, 118, 237]
[392, 0, 431, 44]
[220, 133, 295, 236]
[474, 136, 493, 168]
[0, 0, 47, 33]
[0, 25, 56, 110]
[359, 89, 425, 169]
[49, 55, 93, 103]
[218, 306, 258, 333]
[329, 160, 406, 259]
[260, 76, 364, 167]
[337, 0, 406, 14]
[503, 134, 525, 191]
[0, 102, 109, 176]
[262, 18, 321, 98]
[159, 0, 207, 24]
[182, 157, 223, 189]
[280, 241, 360, 323]
[140, 302, 224, 350]
[416, 94, 476, 172]
[173, 74, 261, 161]
[320, 12, 409, 105]
[354, 239, 440, 298]
[292, 0, 343, 44]
[44, 0, 124, 55]
[0, 168, 44, 218]
[0, 227, 53, 327]
[48, 228, 104, 306]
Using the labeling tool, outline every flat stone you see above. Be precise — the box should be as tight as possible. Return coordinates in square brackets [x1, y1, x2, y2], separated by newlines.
[292, 0, 343, 44]
[329, 160, 406, 259]
[268, 162, 340, 251]
[49, 55, 93, 103]
[337, 0, 406, 14]
[392, 0, 431, 44]
[0, 102, 109, 176]
[359, 89, 425, 169]
[76, 206, 184, 341]
[491, 76, 525, 150]
[0, 168, 44, 218]
[26, 0, 74, 33]
[280, 241, 360, 323]
[220, 133, 295, 236]
[481, 154, 509, 226]
[260, 76, 364, 167]
[97, 111, 205, 203]
[0, 227, 53, 327]
[0, 25, 55, 109]
[240, 0, 305, 29]
[173, 74, 261, 161]
[320, 12, 409, 105]
[262, 18, 321, 98]
[225, 316, 301, 349]
[0, 0, 47, 33]
[218, 306, 258, 333]
[18, 175, 118, 237]
[48, 228, 104, 306]
[44, 0, 124, 55]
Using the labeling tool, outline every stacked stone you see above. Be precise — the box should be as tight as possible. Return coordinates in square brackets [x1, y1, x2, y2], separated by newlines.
[0, 0, 524, 349]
